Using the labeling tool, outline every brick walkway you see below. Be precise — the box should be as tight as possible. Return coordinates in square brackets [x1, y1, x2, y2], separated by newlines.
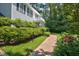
[31, 35, 57, 56]
[0, 48, 7, 56]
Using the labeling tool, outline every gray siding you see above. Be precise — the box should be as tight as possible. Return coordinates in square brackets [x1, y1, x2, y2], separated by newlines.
[0, 3, 11, 17]
[11, 3, 34, 21]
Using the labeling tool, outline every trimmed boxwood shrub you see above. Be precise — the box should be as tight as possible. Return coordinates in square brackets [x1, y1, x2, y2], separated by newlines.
[0, 26, 19, 44]
[12, 19, 26, 27]
[0, 26, 47, 44]
[0, 17, 12, 26]
[0, 17, 39, 28]
[13, 19, 38, 28]
[0, 17, 47, 45]
[25, 22, 38, 28]
[43, 32, 51, 36]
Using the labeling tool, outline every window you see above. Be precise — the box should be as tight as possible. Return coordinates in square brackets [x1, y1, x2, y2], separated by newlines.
[16, 3, 26, 14]
[27, 7, 33, 17]
[35, 14, 38, 18]
[16, 3, 19, 11]
[40, 4, 44, 8]
[20, 3, 24, 12]
[35, 14, 39, 21]
[30, 10, 33, 17]
[27, 7, 30, 15]
[24, 5, 26, 14]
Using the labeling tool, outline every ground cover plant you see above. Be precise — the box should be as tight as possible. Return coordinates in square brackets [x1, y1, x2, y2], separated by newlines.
[53, 33, 79, 56]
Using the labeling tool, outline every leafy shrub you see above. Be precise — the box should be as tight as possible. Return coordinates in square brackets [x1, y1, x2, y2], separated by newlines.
[0, 17, 39, 28]
[0, 17, 42, 28]
[25, 22, 38, 28]
[41, 27, 48, 32]
[13, 19, 38, 28]
[0, 17, 12, 26]
[0, 26, 19, 44]
[0, 17, 47, 45]
[43, 32, 51, 36]
[12, 19, 27, 27]
[0, 26, 47, 44]
[53, 34, 79, 56]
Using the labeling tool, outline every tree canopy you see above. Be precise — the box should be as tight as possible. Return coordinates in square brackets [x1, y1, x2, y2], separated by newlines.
[45, 3, 79, 34]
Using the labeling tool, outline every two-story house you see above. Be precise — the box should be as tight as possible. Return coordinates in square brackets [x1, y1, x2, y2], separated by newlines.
[0, 3, 45, 26]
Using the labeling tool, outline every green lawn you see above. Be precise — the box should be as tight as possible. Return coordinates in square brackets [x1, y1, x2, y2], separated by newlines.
[0, 36, 47, 56]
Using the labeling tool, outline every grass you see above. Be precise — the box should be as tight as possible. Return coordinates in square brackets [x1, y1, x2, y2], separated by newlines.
[0, 36, 47, 56]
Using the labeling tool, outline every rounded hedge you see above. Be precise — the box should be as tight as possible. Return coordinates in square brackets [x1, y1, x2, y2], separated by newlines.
[0, 17, 39, 28]
[0, 26, 47, 44]
[0, 17, 47, 45]
[0, 17, 12, 26]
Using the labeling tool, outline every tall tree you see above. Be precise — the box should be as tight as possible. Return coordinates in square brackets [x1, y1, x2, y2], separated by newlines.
[46, 3, 69, 33]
